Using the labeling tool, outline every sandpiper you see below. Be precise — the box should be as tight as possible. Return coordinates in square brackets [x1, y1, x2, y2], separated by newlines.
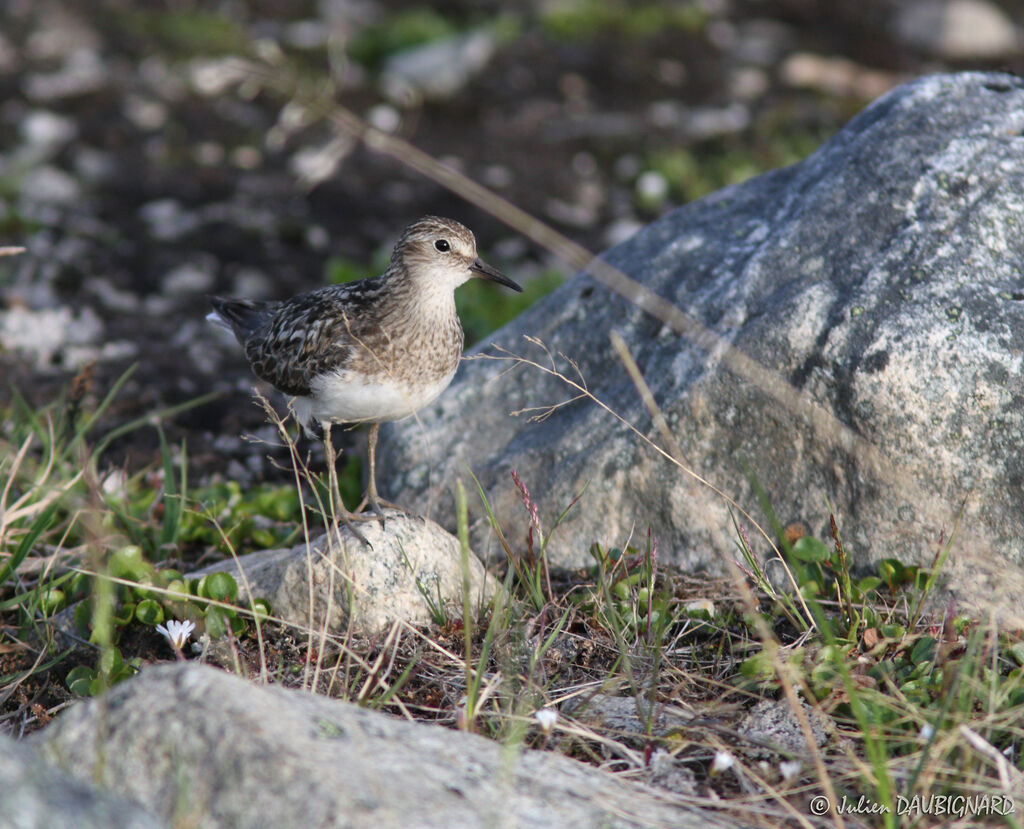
[208, 215, 522, 542]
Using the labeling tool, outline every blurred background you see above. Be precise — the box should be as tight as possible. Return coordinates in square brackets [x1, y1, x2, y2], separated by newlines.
[0, 0, 1021, 478]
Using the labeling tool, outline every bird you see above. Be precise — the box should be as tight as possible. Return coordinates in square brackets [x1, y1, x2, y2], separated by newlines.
[207, 215, 522, 544]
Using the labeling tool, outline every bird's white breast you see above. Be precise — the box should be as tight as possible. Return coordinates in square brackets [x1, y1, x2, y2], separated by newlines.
[296, 366, 457, 427]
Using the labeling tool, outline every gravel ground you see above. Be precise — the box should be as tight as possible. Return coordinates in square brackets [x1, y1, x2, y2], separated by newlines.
[1, 0, 1021, 482]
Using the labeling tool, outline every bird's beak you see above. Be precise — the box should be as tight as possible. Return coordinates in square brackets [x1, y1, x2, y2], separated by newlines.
[470, 258, 523, 292]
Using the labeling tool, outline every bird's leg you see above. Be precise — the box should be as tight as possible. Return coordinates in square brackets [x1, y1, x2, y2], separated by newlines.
[365, 422, 386, 529]
[323, 422, 372, 548]
[361, 422, 402, 529]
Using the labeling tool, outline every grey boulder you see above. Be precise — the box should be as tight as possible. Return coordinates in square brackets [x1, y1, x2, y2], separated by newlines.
[382, 72, 1024, 624]
[1, 731, 163, 829]
[31, 663, 735, 829]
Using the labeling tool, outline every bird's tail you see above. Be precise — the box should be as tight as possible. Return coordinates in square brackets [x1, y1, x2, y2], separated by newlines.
[207, 296, 273, 342]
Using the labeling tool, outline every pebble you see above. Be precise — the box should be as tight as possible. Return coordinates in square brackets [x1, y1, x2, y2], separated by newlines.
[0, 305, 102, 369]
[366, 103, 401, 133]
[893, 0, 1018, 59]
[139, 199, 201, 242]
[19, 166, 81, 206]
[162, 261, 217, 297]
[20, 110, 77, 149]
[381, 29, 498, 103]
[284, 20, 329, 50]
[123, 95, 169, 131]
[23, 49, 107, 100]
[781, 53, 900, 100]
[635, 170, 669, 205]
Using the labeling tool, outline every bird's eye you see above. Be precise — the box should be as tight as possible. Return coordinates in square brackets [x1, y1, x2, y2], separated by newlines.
[434, 239, 451, 252]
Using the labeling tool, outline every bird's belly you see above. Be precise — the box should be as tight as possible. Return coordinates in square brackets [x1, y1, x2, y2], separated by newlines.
[304, 368, 456, 424]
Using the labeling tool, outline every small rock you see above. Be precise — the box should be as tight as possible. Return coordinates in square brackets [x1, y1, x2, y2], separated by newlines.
[604, 218, 644, 247]
[647, 749, 698, 795]
[23, 48, 107, 101]
[564, 693, 695, 737]
[189, 57, 249, 97]
[728, 19, 795, 66]
[230, 267, 274, 299]
[780, 53, 902, 100]
[123, 94, 168, 131]
[0, 305, 102, 369]
[19, 165, 81, 206]
[289, 137, 353, 185]
[636, 170, 669, 206]
[728, 66, 769, 100]
[139, 198, 200, 241]
[194, 511, 495, 637]
[162, 261, 216, 297]
[481, 164, 513, 189]
[284, 19, 329, 50]
[381, 28, 497, 103]
[20, 110, 77, 151]
[893, 0, 1018, 59]
[366, 103, 401, 133]
[72, 147, 116, 185]
[737, 699, 830, 759]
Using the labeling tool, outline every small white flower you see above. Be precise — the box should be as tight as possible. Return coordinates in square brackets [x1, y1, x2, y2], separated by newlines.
[156, 619, 196, 650]
[710, 750, 735, 774]
[534, 708, 559, 734]
[919, 722, 935, 741]
[779, 760, 801, 781]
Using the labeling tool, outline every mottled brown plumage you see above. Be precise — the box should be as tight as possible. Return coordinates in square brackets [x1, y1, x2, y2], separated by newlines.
[208, 216, 522, 536]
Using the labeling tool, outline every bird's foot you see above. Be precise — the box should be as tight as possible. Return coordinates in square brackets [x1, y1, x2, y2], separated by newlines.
[329, 509, 373, 549]
[355, 494, 404, 530]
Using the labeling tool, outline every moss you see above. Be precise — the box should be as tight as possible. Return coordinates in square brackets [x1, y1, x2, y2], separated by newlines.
[346, 9, 460, 69]
[540, 0, 708, 40]
[106, 8, 252, 57]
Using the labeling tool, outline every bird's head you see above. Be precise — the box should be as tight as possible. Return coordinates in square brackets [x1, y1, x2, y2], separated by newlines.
[392, 216, 523, 294]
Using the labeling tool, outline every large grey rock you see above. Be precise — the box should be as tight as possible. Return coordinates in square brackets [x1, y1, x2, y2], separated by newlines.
[31, 663, 735, 829]
[382, 72, 1024, 624]
[197, 511, 494, 637]
[1, 732, 163, 829]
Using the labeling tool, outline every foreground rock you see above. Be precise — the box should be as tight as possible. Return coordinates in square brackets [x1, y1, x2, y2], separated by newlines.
[2, 732, 163, 828]
[30, 663, 734, 829]
[198, 510, 494, 637]
[382, 72, 1024, 625]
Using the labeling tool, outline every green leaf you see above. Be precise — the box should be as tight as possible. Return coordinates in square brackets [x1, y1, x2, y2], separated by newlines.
[200, 571, 238, 603]
[856, 576, 882, 595]
[790, 536, 831, 562]
[910, 636, 937, 665]
[165, 579, 190, 604]
[66, 666, 97, 697]
[204, 608, 229, 638]
[97, 646, 123, 676]
[112, 601, 135, 627]
[37, 588, 65, 615]
[1009, 642, 1024, 667]
[73, 600, 93, 635]
[109, 545, 146, 580]
[250, 598, 272, 621]
[135, 599, 165, 625]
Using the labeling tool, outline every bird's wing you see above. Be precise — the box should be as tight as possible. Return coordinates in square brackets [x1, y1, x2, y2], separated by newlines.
[243, 280, 390, 397]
